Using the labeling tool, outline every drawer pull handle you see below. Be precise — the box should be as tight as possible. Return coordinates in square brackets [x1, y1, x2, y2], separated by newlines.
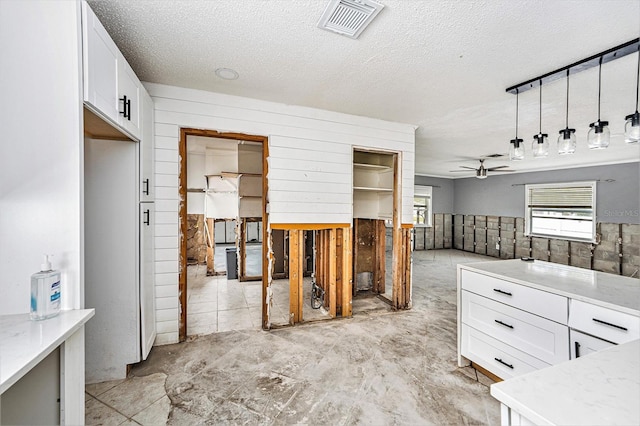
[494, 357, 514, 369]
[592, 318, 627, 331]
[575, 341, 581, 358]
[493, 288, 512, 296]
[495, 319, 514, 329]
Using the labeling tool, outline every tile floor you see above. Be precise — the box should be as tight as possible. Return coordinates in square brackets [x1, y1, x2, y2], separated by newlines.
[86, 249, 500, 425]
[186, 265, 333, 336]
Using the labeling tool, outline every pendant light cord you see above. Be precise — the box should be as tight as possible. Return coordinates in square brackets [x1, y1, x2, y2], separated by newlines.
[597, 57, 602, 120]
[515, 88, 519, 137]
[539, 79, 542, 132]
[635, 47, 639, 112]
[565, 69, 570, 128]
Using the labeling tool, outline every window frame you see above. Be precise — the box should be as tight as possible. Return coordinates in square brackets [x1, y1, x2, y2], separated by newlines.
[414, 185, 432, 228]
[524, 181, 597, 243]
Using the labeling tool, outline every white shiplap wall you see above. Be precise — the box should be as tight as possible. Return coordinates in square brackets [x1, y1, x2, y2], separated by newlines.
[145, 82, 415, 345]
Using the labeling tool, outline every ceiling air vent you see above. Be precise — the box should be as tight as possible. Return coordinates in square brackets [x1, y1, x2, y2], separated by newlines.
[317, 0, 384, 39]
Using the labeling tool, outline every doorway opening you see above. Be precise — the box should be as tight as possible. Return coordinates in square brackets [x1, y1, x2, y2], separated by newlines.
[179, 129, 268, 341]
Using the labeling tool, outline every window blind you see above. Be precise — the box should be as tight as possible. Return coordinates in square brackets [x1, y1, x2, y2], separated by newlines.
[528, 185, 594, 208]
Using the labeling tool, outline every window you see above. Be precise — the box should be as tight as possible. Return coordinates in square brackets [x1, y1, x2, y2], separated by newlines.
[525, 181, 596, 242]
[414, 185, 432, 227]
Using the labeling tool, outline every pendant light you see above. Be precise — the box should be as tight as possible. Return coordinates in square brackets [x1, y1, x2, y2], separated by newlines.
[588, 57, 610, 149]
[624, 46, 640, 144]
[557, 69, 576, 154]
[532, 80, 549, 158]
[509, 88, 525, 160]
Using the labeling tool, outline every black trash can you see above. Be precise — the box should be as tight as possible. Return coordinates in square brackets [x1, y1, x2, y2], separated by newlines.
[226, 247, 238, 279]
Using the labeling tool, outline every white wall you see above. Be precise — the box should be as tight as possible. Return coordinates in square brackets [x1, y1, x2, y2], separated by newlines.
[146, 82, 415, 345]
[0, 1, 83, 314]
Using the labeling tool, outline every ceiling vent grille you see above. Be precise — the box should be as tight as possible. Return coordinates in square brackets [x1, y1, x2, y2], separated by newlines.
[317, 0, 384, 39]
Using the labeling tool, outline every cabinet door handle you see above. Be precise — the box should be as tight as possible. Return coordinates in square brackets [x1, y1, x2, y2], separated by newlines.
[143, 179, 149, 196]
[126, 97, 131, 121]
[120, 95, 128, 118]
[495, 319, 514, 329]
[143, 209, 150, 226]
[592, 318, 627, 331]
[494, 357, 514, 369]
[493, 288, 512, 296]
[575, 341, 581, 358]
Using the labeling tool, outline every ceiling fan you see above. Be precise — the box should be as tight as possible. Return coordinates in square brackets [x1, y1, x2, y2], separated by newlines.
[450, 158, 514, 179]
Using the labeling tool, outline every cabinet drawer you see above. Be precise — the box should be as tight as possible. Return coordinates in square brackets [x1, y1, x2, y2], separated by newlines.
[461, 324, 550, 380]
[570, 329, 615, 360]
[461, 270, 568, 324]
[569, 300, 640, 344]
[462, 291, 569, 364]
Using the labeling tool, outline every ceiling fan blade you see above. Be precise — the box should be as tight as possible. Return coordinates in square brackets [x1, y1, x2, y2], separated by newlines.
[486, 165, 509, 171]
[489, 169, 515, 172]
[449, 170, 474, 172]
[459, 166, 477, 170]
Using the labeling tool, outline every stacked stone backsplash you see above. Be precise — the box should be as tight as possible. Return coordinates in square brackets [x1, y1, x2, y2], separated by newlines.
[415, 214, 639, 279]
[187, 214, 206, 264]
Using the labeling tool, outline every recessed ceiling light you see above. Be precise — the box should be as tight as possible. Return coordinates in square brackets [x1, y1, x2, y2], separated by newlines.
[215, 68, 239, 80]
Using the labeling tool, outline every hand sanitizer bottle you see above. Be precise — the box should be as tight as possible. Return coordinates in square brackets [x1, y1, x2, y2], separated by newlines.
[30, 254, 61, 320]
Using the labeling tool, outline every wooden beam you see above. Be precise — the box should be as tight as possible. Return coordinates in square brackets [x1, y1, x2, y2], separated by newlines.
[271, 223, 351, 230]
[336, 228, 343, 315]
[206, 217, 215, 276]
[289, 229, 303, 324]
[341, 227, 352, 318]
[329, 228, 337, 318]
[376, 219, 386, 294]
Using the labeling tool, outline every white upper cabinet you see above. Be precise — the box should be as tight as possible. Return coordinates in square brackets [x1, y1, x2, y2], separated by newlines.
[82, 1, 141, 140]
[117, 58, 141, 138]
[82, 1, 118, 124]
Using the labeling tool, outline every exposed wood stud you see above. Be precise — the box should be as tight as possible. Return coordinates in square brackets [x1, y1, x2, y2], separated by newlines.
[329, 229, 337, 318]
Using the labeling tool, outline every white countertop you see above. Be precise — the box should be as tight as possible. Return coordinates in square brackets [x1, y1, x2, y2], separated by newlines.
[0, 309, 94, 394]
[459, 259, 640, 316]
[491, 339, 640, 425]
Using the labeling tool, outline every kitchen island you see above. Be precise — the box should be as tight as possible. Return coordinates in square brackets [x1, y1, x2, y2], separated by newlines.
[456, 258, 639, 425]
[490, 338, 639, 425]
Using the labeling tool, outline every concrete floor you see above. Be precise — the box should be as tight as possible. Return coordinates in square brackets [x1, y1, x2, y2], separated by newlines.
[85, 249, 501, 425]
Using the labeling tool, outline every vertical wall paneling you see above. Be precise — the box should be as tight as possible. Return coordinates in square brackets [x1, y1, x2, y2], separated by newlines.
[148, 83, 415, 342]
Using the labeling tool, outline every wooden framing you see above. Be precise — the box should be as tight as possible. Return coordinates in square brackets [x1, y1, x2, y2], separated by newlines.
[205, 217, 215, 276]
[178, 129, 268, 340]
[288, 229, 304, 324]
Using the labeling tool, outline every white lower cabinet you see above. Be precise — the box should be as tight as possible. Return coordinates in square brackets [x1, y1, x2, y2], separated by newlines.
[569, 299, 640, 345]
[570, 329, 614, 359]
[461, 324, 550, 380]
[462, 291, 569, 365]
[460, 268, 569, 380]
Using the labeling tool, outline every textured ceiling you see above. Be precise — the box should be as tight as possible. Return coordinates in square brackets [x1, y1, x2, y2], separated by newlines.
[88, 0, 640, 178]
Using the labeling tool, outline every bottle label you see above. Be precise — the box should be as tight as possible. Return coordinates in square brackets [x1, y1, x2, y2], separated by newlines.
[50, 280, 61, 308]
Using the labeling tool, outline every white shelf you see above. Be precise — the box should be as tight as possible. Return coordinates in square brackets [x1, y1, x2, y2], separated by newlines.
[353, 162, 391, 171]
[354, 186, 393, 192]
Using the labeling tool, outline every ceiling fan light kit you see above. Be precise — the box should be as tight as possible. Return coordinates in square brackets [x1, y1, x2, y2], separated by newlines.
[506, 38, 639, 158]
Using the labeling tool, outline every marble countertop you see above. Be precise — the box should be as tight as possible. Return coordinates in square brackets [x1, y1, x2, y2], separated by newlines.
[0, 309, 94, 394]
[491, 339, 640, 425]
[458, 259, 640, 315]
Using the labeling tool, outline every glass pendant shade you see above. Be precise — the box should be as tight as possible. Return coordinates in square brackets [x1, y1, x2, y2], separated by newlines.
[510, 138, 524, 160]
[587, 120, 610, 149]
[532, 133, 549, 158]
[625, 112, 640, 143]
[557, 128, 576, 154]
